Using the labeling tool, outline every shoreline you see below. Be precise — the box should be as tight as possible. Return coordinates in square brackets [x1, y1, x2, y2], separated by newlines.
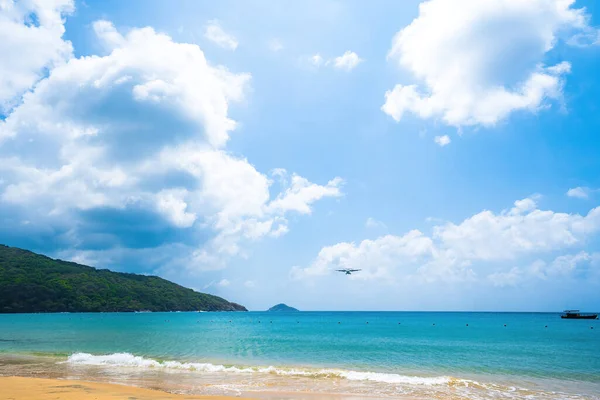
[0, 376, 248, 399]
[0, 353, 402, 400]
[1, 352, 598, 400]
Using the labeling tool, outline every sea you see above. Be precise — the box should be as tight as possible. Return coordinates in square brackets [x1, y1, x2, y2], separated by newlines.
[0, 312, 598, 399]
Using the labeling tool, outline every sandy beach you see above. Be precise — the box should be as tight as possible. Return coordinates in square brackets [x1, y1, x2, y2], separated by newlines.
[0, 377, 247, 400]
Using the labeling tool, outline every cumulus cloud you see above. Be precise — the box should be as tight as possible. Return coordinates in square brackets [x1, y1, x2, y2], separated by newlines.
[291, 230, 435, 281]
[547, 251, 591, 275]
[0, 0, 74, 112]
[204, 20, 238, 50]
[382, 0, 589, 127]
[155, 189, 197, 228]
[332, 51, 362, 71]
[488, 251, 593, 286]
[293, 197, 600, 284]
[268, 173, 343, 215]
[433, 197, 600, 261]
[566, 186, 592, 199]
[434, 135, 450, 146]
[488, 267, 522, 287]
[0, 18, 343, 273]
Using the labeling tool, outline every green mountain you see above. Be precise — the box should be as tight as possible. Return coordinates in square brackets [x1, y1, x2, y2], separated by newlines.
[267, 303, 299, 312]
[0, 245, 246, 313]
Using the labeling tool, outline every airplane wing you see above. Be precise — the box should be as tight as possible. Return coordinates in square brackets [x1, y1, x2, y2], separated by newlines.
[335, 269, 348, 272]
[348, 269, 361, 272]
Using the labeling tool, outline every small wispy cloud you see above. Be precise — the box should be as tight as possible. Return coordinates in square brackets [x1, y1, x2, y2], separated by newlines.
[365, 217, 387, 229]
[567, 28, 600, 48]
[304, 51, 363, 71]
[268, 38, 284, 52]
[332, 51, 363, 71]
[218, 279, 230, 287]
[204, 20, 238, 50]
[434, 135, 451, 147]
[310, 53, 324, 67]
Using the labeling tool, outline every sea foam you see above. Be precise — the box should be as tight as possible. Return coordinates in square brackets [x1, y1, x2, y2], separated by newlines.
[65, 352, 455, 386]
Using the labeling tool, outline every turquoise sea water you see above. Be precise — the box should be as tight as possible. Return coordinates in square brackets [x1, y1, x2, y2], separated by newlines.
[1, 312, 599, 399]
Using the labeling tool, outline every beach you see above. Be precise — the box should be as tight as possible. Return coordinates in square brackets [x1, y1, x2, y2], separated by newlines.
[0, 377, 247, 400]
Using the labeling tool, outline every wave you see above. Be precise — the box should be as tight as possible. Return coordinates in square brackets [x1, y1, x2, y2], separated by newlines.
[65, 352, 456, 386]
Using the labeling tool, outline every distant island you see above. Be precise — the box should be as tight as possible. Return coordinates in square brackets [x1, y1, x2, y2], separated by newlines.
[267, 303, 299, 312]
[0, 245, 246, 313]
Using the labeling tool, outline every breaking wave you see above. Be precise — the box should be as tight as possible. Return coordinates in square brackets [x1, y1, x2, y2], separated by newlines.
[65, 352, 456, 386]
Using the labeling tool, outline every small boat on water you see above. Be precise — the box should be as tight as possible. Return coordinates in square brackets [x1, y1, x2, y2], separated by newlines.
[561, 310, 598, 320]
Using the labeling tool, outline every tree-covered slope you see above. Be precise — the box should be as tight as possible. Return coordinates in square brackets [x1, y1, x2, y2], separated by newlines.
[0, 245, 246, 313]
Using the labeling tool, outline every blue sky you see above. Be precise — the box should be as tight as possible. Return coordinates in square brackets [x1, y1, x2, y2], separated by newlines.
[1, 0, 600, 311]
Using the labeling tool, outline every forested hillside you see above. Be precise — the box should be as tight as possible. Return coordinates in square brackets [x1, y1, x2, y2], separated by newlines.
[0, 245, 246, 313]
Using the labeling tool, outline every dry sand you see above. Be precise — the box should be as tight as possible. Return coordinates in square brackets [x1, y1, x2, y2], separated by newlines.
[0, 376, 249, 400]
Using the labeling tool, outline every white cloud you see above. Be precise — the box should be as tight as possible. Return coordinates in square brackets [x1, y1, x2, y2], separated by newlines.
[547, 251, 591, 275]
[155, 189, 196, 228]
[244, 280, 256, 288]
[382, 0, 589, 127]
[293, 197, 600, 283]
[567, 28, 600, 47]
[0, 19, 343, 273]
[365, 217, 386, 229]
[291, 230, 435, 280]
[0, 0, 74, 112]
[218, 279, 230, 287]
[434, 135, 450, 146]
[268, 174, 343, 215]
[566, 186, 591, 199]
[332, 51, 362, 71]
[434, 197, 600, 261]
[306, 51, 363, 71]
[268, 38, 284, 52]
[1, 19, 250, 148]
[310, 53, 324, 67]
[488, 251, 593, 286]
[488, 267, 522, 287]
[204, 20, 238, 50]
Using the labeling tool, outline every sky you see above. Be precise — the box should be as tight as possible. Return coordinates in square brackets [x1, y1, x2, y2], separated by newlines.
[1, 0, 600, 311]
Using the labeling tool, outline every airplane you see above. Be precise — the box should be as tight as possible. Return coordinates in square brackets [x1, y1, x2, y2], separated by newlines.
[336, 269, 361, 275]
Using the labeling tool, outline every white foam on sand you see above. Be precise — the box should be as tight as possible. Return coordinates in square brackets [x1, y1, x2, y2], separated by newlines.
[60, 353, 599, 399]
[65, 352, 454, 385]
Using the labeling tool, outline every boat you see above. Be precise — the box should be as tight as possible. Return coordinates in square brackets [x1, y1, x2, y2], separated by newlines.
[560, 310, 598, 320]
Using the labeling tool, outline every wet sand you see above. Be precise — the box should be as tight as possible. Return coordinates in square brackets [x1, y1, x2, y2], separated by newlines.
[0, 376, 248, 400]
